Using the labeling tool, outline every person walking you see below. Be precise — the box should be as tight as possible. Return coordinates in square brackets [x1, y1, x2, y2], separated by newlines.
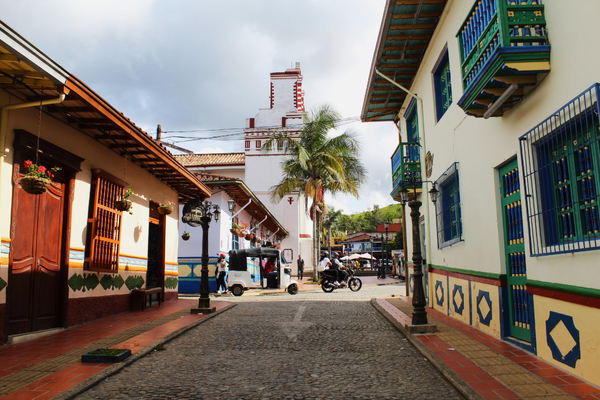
[216, 254, 228, 294]
[297, 254, 305, 281]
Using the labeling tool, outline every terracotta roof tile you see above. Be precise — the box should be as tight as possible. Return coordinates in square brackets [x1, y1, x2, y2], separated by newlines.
[195, 172, 239, 182]
[174, 153, 245, 167]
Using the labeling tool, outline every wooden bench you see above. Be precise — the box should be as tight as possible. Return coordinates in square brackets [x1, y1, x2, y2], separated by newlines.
[131, 287, 163, 311]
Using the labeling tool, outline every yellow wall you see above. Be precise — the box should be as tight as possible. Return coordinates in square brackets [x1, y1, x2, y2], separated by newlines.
[534, 295, 600, 387]
[470, 281, 501, 339]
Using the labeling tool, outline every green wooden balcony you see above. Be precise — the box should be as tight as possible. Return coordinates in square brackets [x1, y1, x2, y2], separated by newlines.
[456, 0, 550, 118]
[391, 142, 422, 201]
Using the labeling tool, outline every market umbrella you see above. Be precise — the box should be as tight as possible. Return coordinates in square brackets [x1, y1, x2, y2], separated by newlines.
[359, 253, 376, 260]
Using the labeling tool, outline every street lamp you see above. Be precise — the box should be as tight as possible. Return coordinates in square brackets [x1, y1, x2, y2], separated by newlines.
[399, 182, 439, 325]
[183, 200, 221, 314]
[384, 220, 390, 275]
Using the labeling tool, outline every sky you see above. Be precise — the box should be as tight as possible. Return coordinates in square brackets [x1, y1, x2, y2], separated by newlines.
[0, 0, 400, 215]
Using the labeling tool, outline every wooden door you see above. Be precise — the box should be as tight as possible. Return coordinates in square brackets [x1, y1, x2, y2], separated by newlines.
[9, 170, 66, 335]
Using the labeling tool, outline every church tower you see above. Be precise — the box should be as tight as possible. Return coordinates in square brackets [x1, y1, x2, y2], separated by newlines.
[244, 63, 314, 272]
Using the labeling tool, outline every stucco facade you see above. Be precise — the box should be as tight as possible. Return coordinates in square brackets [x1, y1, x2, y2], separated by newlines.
[0, 20, 210, 343]
[364, 0, 600, 385]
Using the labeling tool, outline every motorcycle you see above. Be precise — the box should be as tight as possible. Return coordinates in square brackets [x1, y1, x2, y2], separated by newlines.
[320, 266, 362, 293]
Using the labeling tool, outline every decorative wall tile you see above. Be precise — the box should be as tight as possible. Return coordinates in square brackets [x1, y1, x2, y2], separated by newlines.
[435, 280, 444, 306]
[165, 277, 178, 289]
[453, 284, 465, 315]
[546, 312, 580, 368]
[477, 290, 493, 326]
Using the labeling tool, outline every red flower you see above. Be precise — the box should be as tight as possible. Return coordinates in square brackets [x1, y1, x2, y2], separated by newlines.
[50, 173, 54, 178]
[38, 166, 46, 173]
[24, 160, 32, 168]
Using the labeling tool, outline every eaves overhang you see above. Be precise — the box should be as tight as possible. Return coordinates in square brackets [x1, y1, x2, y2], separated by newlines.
[362, 0, 448, 123]
[200, 178, 289, 238]
[0, 19, 211, 202]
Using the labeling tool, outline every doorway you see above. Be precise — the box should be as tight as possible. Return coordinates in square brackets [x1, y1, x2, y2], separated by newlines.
[8, 163, 67, 335]
[147, 202, 165, 292]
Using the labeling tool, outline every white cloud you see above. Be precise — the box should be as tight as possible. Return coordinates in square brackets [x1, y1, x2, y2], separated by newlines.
[0, 0, 397, 213]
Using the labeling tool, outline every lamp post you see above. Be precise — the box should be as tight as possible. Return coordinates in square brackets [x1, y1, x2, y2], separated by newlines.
[384, 220, 390, 274]
[185, 200, 221, 314]
[399, 183, 439, 325]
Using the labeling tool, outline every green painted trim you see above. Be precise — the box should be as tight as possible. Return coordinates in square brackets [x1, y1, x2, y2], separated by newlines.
[526, 280, 600, 300]
[428, 264, 506, 281]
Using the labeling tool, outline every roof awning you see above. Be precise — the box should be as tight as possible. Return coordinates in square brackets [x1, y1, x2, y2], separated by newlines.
[362, 0, 448, 122]
[0, 20, 211, 202]
[197, 173, 289, 238]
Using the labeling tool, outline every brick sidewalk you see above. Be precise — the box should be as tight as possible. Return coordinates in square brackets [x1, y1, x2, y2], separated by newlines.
[374, 297, 600, 400]
[0, 299, 234, 400]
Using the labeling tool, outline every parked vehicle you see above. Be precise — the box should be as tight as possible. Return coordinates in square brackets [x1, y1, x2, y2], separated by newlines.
[227, 247, 299, 296]
[320, 266, 362, 293]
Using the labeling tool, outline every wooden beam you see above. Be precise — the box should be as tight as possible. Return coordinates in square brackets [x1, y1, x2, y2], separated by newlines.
[392, 12, 441, 19]
[384, 45, 426, 51]
[96, 134, 130, 141]
[382, 54, 423, 60]
[48, 106, 94, 114]
[0, 68, 46, 78]
[390, 24, 435, 30]
[396, 0, 445, 4]
[119, 150, 151, 156]
[110, 143, 139, 149]
[492, 75, 537, 85]
[0, 54, 19, 61]
[387, 35, 431, 41]
[481, 87, 524, 97]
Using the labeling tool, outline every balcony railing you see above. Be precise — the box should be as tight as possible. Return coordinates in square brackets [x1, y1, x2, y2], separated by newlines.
[391, 142, 422, 201]
[456, 0, 550, 117]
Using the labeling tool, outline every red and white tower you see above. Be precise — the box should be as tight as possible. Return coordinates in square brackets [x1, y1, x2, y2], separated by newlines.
[244, 63, 313, 272]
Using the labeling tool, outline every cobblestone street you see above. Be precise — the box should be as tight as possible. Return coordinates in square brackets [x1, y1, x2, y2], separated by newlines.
[76, 289, 462, 400]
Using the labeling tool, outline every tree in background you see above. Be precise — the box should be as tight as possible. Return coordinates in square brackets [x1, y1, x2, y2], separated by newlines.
[262, 104, 367, 281]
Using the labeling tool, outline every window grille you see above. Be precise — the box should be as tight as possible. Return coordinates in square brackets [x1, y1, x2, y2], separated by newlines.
[86, 170, 124, 272]
[255, 140, 261, 149]
[519, 83, 600, 255]
[434, 49, 452, 121]
[434, 163, 463, 248]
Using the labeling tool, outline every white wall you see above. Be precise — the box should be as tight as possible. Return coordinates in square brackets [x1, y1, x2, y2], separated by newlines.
[400, 0, 600, 288]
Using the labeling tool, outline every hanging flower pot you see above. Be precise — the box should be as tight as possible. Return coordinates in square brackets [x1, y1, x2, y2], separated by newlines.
[245, 233, 253, 240]
[19, 160, 61, 195]
[115, 199, 132, 212]
[20, 175, 51, 195]
[158, 202, 173, 215]
[182, 231, 191, 241]
[230, 228, 239, 235]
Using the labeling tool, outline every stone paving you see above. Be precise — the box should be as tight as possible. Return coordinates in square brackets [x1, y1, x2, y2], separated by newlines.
[75, 297, 463, 400]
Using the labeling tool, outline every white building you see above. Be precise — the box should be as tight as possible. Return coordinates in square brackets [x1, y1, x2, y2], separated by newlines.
[177, 64, 314, 274]
[363, 0, 600, 386]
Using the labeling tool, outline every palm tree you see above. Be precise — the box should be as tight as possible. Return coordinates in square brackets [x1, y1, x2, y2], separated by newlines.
[262, 104, 367, 280]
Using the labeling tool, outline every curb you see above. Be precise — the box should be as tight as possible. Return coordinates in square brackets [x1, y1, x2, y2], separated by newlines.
[370, 299, 483, 400]
[54, 303, 237, 400]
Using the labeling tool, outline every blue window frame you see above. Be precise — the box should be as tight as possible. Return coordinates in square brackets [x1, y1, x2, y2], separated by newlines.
[434, 163, 463, 248]
[519, 83, 600, 255]
[433, 49, 452, 121]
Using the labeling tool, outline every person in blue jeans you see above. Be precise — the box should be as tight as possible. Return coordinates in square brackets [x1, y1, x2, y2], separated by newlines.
[216, 254, 228, 294]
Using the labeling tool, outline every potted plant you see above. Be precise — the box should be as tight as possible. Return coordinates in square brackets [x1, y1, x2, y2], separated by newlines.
[158, 201, 173, 215]
[230, 222, 240, 235]
[19, 160, 61, 195]
[82, 348, 131, 363]
[115, 188, 133, 213]
[182, 231, 190, 241]
[245, 232, 254, 240]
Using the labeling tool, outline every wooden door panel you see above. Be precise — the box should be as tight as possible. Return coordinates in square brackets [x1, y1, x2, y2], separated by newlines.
[9, 172, 65, 335]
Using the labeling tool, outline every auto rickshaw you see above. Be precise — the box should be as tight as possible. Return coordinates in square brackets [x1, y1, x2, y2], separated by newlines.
[227, 247, 299, 296]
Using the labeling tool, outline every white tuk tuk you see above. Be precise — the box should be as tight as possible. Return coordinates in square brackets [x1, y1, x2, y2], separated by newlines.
[227, 247, 299, 296]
